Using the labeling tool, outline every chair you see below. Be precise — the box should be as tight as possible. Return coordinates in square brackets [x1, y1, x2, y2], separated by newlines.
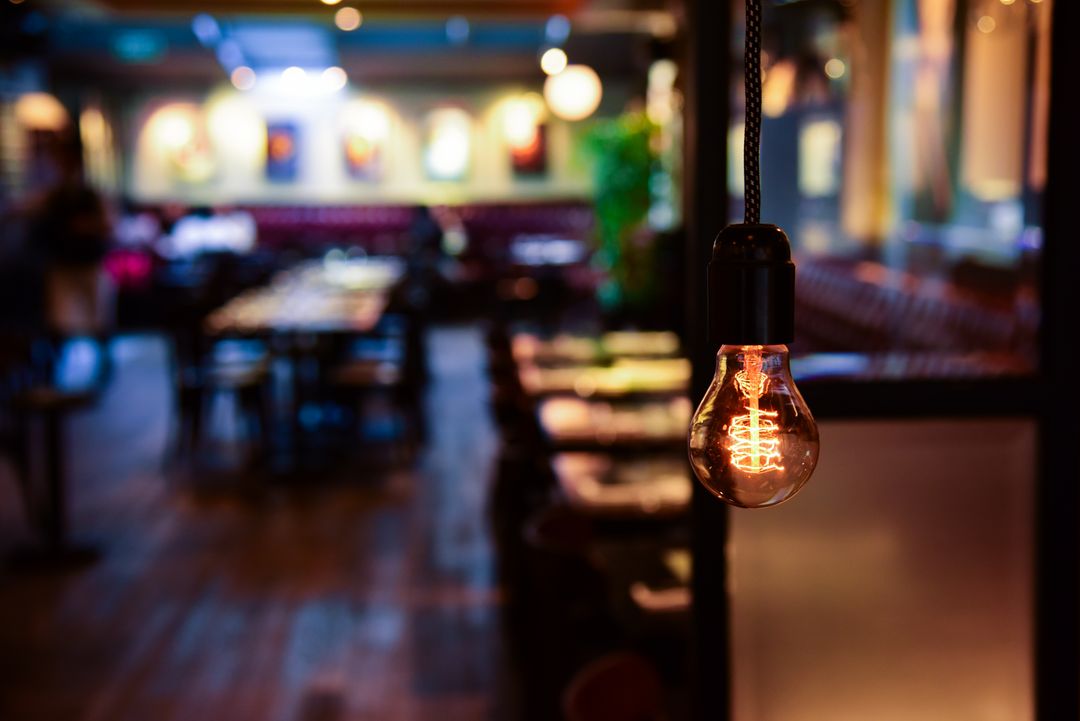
[562, 652, 665, 721]
[0, 333, 101, 561]
[323, 315, 423, 455]
[168, 328, 271, 464]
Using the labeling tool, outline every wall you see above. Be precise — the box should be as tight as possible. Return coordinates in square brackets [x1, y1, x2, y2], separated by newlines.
[126, 80, 631, 206]
[731, 418, 1034, 721]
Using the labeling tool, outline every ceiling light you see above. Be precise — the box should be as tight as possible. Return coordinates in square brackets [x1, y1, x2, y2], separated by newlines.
[540, 47, 568, 76]
[425, 108, 471, 180]
[230, 65, 257, 91]
[545, 14, 571, 44]
[343, 100, 391, 141]
[321, 66, 348, 92]
[446, 16, 470, 45]
[281, 66, 307, 92]
[191, 14, 221, 46]
[147, 104, 198, 151]
[14, 92, 68, 131]
[543, 64, 602, 121]
[503, 96, 541, 150]
[216, 39, 243, 68]
[335, 7, 362, 31]
[824, 58, 846, 79]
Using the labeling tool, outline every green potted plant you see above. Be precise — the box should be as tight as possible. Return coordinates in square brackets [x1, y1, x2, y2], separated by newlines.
[585, 111, 659, 323]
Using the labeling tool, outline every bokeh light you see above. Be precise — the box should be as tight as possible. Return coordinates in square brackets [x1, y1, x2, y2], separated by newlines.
[540, 47, 568, 76]
[335, 7, 362, 31]
[543, 64, 602, 121]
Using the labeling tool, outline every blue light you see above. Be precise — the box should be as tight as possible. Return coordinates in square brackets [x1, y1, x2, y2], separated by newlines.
[216, 39, 244, 69]
[191, 13, 221, 46]
[446, 16, 470, 46]
[112, 30, 167, 63]
[545, 14, 570, 44]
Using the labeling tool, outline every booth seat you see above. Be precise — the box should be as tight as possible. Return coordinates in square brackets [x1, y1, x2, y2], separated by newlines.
[795, 257, 1038, 357]
[238, 200, 595, 262]
[243, 205, 415, 254]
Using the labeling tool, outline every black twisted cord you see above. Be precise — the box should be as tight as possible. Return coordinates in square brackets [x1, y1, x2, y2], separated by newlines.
[743, 0, 763, 224]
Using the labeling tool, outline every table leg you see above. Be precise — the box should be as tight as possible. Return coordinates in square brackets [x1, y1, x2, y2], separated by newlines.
[42, 409, 67, 551]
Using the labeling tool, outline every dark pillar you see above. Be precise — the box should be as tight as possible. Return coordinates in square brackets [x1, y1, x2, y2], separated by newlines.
[1035, 1, 1080, 718]
[683, 1, 734, 720]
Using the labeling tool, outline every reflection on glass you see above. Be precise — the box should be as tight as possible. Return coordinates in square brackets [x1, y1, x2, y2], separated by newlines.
[732, 0, 1050, 378]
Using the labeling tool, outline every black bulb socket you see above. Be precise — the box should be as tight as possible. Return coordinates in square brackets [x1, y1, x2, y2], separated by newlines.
[708, 223, 795, 346]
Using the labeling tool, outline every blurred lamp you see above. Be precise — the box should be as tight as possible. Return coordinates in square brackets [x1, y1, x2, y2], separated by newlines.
[545, 14, 571, 44]
[335, 7, 362, 31]
[543, 64, 602, 121]
[342, 99, 391, 141]
[425, 108, 471, 180]
[540, 47, 568, 76]
[762, 59, 796, 117]
[446, 16, 470, 45]
[148, 104, 198, 152]
[230, 66, 257, 91]
[206, 92, 265, 159]
[321, 66, 348, 92]
[824, 58, 846, 79]
[191, 13, 221, 46]
[503, 96, 542, 150]
[14, 92, 68, 131]
[216, 39, 244, 69]
[281, 66, 308, 93]
[646, 59, 678, 124]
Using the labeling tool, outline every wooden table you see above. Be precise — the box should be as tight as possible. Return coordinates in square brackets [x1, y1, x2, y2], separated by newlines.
[518, 357, 691, 399]
[552, 452, 691, 518]
[205, 258, 404, 337]
[512, 331, 682, 367]
[201, 257, 406, 470]
[537, 396, 692, 452]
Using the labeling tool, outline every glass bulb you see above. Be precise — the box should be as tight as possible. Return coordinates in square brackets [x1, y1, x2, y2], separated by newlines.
[689, 344, 818, 508]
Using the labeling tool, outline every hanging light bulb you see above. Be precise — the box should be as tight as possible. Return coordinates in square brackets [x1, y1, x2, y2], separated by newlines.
[688, 0, 818, 508]
[688, 226, 819, 508]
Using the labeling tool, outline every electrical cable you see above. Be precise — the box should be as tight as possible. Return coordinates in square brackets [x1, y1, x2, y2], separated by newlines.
[743, 0, 763, 224]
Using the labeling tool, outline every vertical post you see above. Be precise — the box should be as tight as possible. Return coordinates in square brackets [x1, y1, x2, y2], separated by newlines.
[1035, 1, 1080, 719]
[683, 0, 733, 719]
[43, 410, 67, 551]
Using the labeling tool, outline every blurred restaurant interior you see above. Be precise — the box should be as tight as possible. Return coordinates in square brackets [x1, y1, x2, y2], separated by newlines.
[0, 0, 1076, 719]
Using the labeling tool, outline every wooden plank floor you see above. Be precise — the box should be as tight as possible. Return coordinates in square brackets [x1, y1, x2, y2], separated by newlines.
[0, 327, 510, 721]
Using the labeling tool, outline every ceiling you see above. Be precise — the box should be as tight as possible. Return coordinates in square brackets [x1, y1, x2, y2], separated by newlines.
[65, 0, 670, 20]
[5, 0, 675, 87]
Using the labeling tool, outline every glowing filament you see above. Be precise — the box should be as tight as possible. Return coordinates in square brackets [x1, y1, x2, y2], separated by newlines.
[728, 346, 784, 474]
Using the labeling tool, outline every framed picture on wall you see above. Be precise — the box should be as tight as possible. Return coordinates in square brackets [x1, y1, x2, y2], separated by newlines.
[342, 100, 390, 182]
[345, 129, 381, 181]
[266, 121, 299, 182]
[510, 123, 547, 177]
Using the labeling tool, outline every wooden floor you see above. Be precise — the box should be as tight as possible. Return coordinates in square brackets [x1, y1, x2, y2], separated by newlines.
[0, 327, 510, 721]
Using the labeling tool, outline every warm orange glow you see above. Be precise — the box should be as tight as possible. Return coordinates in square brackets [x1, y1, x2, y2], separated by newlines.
[335, 7, 362, 31]
[728, 346, 784, 474]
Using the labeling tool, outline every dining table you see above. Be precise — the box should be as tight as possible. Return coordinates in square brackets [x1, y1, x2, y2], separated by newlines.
[205, 257, 405, 337]
[518, 357, 691, 399]
[537, 395, 692, 452]
[551, 452, 691, 518]
[201, 256, 407, 470]
[511, 330, 682, 367]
